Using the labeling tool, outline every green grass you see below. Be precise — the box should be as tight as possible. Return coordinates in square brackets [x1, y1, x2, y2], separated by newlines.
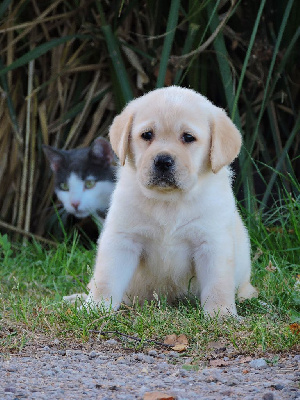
[0, 194, 299, 357]
[0, 0, 298, 358]
[0, 0, 299, 238]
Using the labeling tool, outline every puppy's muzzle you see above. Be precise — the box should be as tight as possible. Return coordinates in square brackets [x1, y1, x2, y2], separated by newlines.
[154, 154, 175, 172]
[150, 153, 177, 188]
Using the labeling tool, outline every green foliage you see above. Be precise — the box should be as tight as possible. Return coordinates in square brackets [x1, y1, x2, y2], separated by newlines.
[0, 193, 299, 355]
[0, 0, 299, 355]
[0, 234, 13, 266]
[0, 0, 299, 239]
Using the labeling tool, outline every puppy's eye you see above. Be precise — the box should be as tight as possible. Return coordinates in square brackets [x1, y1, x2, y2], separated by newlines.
[141, 131, 154, 141]
[182, 133, 196, 143]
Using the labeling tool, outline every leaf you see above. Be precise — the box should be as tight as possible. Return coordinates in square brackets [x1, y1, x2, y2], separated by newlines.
[144, 391, 177, 400]
[175, 334, 189, 345]
[164, 333, 189, 352]
[172, 344, 187, 352]
[121, 43, 149, 90]
[289, 322, 300, 335]
[163, 334, 178, 346]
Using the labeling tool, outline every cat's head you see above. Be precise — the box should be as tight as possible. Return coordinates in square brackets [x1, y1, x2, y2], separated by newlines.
[43, 137, 116, 218]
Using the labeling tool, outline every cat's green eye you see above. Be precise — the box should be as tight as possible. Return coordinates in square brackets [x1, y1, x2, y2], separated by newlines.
[59, 182, 69, 191]
[85, 179, 96, 189]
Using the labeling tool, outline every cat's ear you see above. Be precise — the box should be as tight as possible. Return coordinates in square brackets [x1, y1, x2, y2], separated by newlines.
[90, 137, 114, 166]
[42, 145, 64, 172]
[109, 110, 133, 166]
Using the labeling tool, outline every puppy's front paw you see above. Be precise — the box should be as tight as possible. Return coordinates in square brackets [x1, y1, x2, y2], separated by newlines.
[63, 293, 88, 304]
[203, 302, 238, 319]
[81, 293, 120, 313]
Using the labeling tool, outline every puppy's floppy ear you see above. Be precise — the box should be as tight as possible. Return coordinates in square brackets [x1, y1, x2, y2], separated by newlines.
[109, 110, 133, 166]
[210, 109, 242, 173]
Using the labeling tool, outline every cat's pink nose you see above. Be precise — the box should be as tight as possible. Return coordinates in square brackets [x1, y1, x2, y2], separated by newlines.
[71, 201, 80, 210]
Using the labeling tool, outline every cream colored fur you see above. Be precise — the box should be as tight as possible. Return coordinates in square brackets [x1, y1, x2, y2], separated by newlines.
[76, 86, 258, 316]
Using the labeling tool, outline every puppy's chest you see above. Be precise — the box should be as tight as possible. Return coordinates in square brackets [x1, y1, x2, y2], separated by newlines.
[142, 226, 192, 270]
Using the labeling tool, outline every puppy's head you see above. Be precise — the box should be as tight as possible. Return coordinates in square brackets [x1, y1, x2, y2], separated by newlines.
[109, 87, 241, 197]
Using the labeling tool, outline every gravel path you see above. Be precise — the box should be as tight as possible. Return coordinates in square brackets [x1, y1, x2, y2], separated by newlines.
[1, 341, 299, 400]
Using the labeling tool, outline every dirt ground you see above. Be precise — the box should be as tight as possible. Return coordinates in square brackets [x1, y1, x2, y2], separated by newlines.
[1, 333, 299, 400]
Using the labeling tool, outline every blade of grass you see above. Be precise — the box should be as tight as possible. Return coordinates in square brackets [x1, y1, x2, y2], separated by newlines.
[0, 219, 57, 246]
[50, 86, 110, 131]
[267, 26, 300, 109]
[63, 70, 100, 149]
[231, 0, 266, 122]
[96, 2, 133, 105]
[249, 0, 295, 156]
[24, 80, 37, 236]
[156, 0, 181, 88]
[206, 1, 254, 213]
[174, 22, 199, 85]
[0, 58, 22, 144]
[0, 0, 11, 19]
[17, 59, 34, 234]
[0, 35, 89, 77]
[173, 1, 223, 90]
[260, 113, 300, 211]
[206, 1, 240, 127]
[238, 24, 300, 195]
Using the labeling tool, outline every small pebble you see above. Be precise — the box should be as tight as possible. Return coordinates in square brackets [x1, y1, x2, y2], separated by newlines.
[0, 351, 297, 399]
[148, 350, 157, 357]
[168, 351, 179, 358]
[136, 353, 145, 361]
[273, 383, 285, 390]
[179, 368, 189, 377]
[89, 350, 97, 359]
[65, 349, 82, 356]
[249, 358, 268, 369]
[4, 387, 16, 393]
[5, 366, 17, 372]
[105, 339, 118, 345]
[262, 393, 274, 400]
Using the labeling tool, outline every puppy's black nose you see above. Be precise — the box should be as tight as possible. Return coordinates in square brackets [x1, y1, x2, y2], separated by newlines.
[154, 154, 175, 172]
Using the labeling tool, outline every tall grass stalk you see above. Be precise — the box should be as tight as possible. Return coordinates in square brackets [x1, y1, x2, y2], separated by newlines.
[0, 0, 298, 240]
[156, 0, 180, 88]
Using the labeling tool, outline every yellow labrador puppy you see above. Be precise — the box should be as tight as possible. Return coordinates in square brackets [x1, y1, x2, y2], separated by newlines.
[84, 86, 258, 316]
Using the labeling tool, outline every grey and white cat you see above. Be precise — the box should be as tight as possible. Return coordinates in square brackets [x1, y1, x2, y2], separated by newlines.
[43, 137, 116, 219]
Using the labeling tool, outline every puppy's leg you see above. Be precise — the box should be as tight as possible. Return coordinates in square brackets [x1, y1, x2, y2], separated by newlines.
[235, 217, 258, 302]
[237, 281, 258, 301]
[85, 231, 141, 310]
[194, 239, 237, 317]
